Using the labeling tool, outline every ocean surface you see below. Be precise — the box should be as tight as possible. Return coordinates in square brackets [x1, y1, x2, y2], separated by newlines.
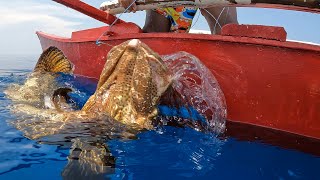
[0, 54, 319, 180]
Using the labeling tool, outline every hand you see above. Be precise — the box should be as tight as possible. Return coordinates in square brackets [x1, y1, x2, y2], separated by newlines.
[118, 0, 137, 12]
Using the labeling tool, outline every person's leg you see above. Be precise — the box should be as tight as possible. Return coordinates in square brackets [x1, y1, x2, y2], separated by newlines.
[143, 10, 171, 33]
[200, 7, 238, 34]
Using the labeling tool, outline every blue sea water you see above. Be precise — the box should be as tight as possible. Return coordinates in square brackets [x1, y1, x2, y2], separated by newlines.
[0, 55, 319, 180]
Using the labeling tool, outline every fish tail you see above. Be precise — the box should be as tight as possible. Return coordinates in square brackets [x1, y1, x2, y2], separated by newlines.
[34, 46, 74, 73]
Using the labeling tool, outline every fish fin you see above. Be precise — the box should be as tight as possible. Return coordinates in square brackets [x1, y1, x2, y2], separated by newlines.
[34, 46, 74, 73]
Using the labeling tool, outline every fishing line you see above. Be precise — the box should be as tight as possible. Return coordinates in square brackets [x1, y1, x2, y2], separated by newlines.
[213, 7, 225, 34]
[201, 8, 222, 34]
[190, 9, 201, 30]
[96, 0, 138, 46]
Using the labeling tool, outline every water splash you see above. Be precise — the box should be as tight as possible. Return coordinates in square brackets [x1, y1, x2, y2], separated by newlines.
[160, 51, 227, 134]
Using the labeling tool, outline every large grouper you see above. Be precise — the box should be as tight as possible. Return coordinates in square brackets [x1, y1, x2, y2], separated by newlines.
[4, 39, 174, 178]
[6, 39, 172, 132]
[4, 39, 227, 178]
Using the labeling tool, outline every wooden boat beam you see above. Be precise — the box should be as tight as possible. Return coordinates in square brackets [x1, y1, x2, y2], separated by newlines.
[52, 0, 124, 25]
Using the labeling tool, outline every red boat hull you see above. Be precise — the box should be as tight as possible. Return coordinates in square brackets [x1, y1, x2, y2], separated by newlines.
[37, 25, 320, 145]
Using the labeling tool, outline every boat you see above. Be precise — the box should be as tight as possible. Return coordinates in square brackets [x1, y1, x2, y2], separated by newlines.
[37, 0, 320, 155]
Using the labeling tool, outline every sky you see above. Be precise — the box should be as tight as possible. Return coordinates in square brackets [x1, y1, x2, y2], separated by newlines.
[0, 0, 319, 55]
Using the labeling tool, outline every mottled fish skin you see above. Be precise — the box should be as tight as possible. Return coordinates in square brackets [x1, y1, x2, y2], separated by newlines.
[82, 39, 172, 129]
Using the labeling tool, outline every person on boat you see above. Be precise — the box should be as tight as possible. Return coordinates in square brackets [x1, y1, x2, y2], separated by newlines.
[118, 0, 238, 34]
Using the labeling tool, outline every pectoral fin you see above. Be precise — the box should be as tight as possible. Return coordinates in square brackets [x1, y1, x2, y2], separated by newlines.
[34, 46, 74, 74]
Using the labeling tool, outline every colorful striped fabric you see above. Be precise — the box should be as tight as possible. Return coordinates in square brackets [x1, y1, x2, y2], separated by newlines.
[154, 7, 198, 33]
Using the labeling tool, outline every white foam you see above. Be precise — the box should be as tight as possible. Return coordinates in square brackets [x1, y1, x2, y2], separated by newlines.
[44, 95, 55, 109]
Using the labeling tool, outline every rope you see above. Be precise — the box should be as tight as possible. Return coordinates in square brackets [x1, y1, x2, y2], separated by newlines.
[95, 0, 138, 46]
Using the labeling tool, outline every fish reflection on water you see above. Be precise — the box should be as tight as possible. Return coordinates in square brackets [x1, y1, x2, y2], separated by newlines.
[3, 40, 226, 179]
